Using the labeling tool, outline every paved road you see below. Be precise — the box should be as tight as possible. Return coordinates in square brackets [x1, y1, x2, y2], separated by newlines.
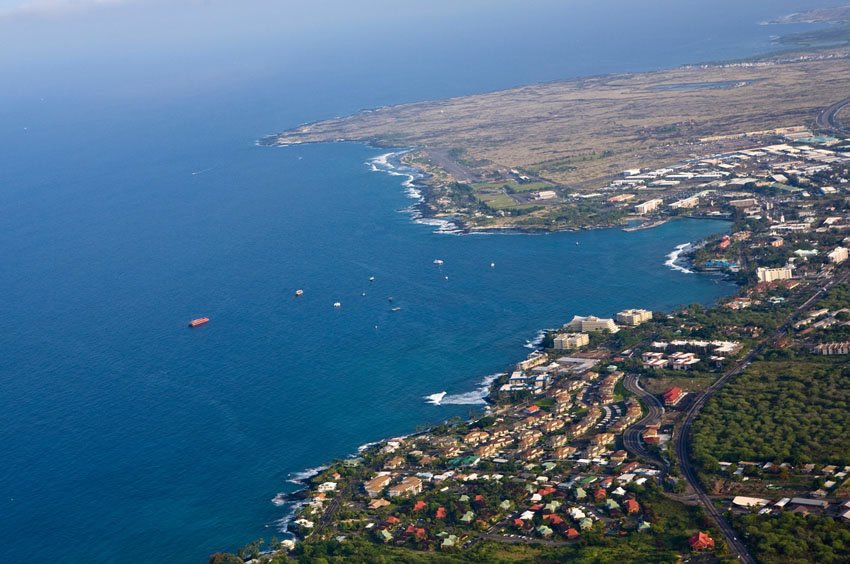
[675, 269, 850, 563]
[815, 95, 850, 134]
[622, 375, 667, 472]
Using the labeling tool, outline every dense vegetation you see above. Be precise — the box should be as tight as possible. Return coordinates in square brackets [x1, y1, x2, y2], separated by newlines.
[692, 360, 850, 468]
[734, 512, 850, 563]
[211, 489, 717, 564]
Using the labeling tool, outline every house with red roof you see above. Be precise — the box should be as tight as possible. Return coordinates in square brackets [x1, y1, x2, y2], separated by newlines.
[543, 514, 564, 525]
[626, 499, 640, 514]
[689, 531, 715, 551]
[663, 386, 683, 406]
[405, 525, 427, 540]
[435, 506, 447, 519]
[594, 487, 607, 502]
[413, 500, 427, 512]
[385, 515, 400, 525]
[620, 461, 640, 474]
[566, 527, 580, 540]
[538, 486, 557, 497]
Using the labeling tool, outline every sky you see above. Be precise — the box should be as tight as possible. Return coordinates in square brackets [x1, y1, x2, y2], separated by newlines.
[2, 0, 847, 112]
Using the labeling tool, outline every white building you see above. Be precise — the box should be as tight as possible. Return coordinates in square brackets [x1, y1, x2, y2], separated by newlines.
[616, 309, 653, 327]
[756, 266, 793, 283]
[565, 315, 619, 333]
[554, 333, 590, 350]
[670, 196, 699, 209]
[634, 198, 663, 215]
[827, 246, 849, 264]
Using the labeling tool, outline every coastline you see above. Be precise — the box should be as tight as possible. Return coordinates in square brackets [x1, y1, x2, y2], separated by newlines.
[268, 156, 733, 537]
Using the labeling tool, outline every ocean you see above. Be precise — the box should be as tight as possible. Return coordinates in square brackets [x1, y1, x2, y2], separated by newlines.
[0, 1, 836, 561]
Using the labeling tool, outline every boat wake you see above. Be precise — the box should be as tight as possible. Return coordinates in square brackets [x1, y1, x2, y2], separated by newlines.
[665, 243, 694, 274]
[366, 151, 462, 234]
[425, 373, 503, 406]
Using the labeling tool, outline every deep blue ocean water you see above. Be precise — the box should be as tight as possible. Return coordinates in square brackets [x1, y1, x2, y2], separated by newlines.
[0, 1, 840, 561]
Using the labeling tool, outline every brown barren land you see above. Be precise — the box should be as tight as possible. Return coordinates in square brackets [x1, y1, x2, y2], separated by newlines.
[271, 50, 850, 189]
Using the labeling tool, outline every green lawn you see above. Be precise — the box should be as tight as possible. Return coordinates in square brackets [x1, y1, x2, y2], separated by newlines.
[472, 180, 553, 194]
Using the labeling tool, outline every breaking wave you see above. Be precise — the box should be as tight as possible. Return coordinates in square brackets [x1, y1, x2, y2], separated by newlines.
[665, 242, 694, 274]
[366, 151, 462, 234]
[286, 465, 328, 485]
[425, 373, 503, 406]
[524, 329, 546, 349]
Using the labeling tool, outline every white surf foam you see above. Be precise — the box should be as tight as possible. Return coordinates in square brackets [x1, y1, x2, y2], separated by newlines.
[274, 499, 307, 537]
[425, 373, 503, 406]
[357, 440, 381, 453]
[524, 329, 546, 350]
[286, 465, 328, 485]
[366, 151, 461, 234]
[665, 243, 694, 274]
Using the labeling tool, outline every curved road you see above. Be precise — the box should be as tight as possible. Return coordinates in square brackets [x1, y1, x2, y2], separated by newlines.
[622, 375, 667, 471]
[675, 268, 850, 563]
[816, 95, 850, 134]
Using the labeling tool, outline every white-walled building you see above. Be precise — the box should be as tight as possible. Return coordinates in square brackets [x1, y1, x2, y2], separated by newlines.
[616, 309, 653, 327]
[554, 333, 590, 350]
[565, 315, 619, 333]
[634, 199, 663, 215]
[828, 246, 849, 264]
[756, 266, 794, 283]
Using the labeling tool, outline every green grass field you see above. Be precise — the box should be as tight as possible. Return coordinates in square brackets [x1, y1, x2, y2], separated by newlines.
[472, 180, 553, 194]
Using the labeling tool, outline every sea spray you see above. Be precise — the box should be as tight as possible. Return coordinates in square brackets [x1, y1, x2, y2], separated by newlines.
[524, 329, 546, 350]
[424, 373, 504, 406]
[366, 151, 461, 234]
[665, 243, 694, 274]
[286, 465, 329, 485]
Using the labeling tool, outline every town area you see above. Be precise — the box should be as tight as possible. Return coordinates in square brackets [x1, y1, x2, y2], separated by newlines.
[213, 123, 850, 563]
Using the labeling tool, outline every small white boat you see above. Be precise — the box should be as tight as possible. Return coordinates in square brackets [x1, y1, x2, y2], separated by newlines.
[333, 302, 341, 308]
[490, 262, 495, 268]
[391, 306, 401, 312]
[369, 276, 375, 282]
[433, 259, 444, 265]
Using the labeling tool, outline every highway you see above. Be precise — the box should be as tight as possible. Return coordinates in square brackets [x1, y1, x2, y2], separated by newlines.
[674, 268, 849, 563]
[621, 375, 667, 472]
[815, 95, 850, 134]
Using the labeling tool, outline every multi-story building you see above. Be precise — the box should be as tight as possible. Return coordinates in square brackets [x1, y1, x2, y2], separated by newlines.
[662, 386, 683, 406]
[363, 474, 393, 497]
[565, 315, 619, 333]
[669, 196, 699, 209]
[828, 246, 849, 264]
[616, 309, 653, 327]
[387, 476, 423, 498]
[634, 198, 663, 215]
[756, 266, 793, 283]
[553, 332, 590, 350]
